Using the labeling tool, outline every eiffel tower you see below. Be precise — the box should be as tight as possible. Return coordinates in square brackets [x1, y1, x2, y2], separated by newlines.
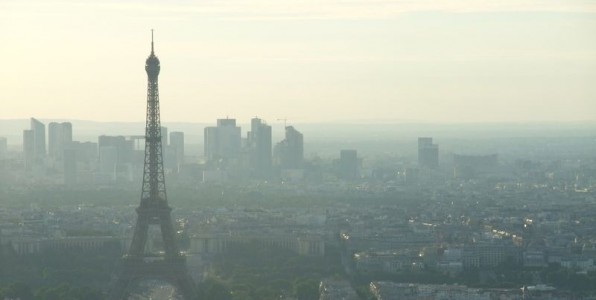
[110, 31, 196, 300]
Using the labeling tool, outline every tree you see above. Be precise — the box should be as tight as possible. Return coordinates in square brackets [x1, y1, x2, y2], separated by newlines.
[293, 279, 319, 300]
[196, 278, 232, 300]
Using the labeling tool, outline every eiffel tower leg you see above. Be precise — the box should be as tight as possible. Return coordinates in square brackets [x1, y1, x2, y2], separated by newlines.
[160, 212, 179, 258]
[129, 215, 149, 256]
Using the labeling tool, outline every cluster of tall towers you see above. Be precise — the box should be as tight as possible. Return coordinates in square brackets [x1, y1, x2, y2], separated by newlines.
[97, 128, 184, 177]
[23, 119, 56, 168]
[204, 117, 304, 178]
[22, 119, 75, 177]
[16, 117, 186, 185]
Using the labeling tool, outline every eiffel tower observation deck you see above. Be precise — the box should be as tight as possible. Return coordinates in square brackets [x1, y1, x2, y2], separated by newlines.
[110, 31, 196, 300]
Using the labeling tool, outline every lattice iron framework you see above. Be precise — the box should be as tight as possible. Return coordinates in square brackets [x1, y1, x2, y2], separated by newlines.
[110, 31, 196, 300]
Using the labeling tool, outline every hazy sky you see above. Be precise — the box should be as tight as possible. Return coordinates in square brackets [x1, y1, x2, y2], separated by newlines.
[1, 0, 595, 123]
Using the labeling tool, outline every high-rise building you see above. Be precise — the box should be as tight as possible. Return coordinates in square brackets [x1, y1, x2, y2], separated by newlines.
[97, 135, 135, 181]
[216, 118, 241, 159]
[127, 135, 146, 166]
[23, 130, 34, 169]
[72, 141, 98, 164]
[170, 131, 185, 166]
[204, 127, 218, 160]
[23, 118, 46, 168]
[247, 118, 272, 177]
[339, 149, 358, 180]
[98, 135, 133, 165]
[30, 118, 46, 164]
[161, 126, 168, 146]
[418, 137, 439, 168]
[67, 141, 97, 184]
[48, 122, 73, 160]
[99, 146, 118, 175]
[275, 126, 304, 169]
[204, 118, 241, 162]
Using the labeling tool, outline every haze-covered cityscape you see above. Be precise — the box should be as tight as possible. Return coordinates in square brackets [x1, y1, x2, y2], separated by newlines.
[1, 117, 596, 299]
[2, 0, 596, 299]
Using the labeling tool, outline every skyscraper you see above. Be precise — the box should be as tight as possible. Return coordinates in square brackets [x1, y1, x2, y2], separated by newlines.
[23, 130, 34, 169]
[30, 118, 46, 164]
[275, 125, 304, 169]
[161, 126, 168, 146]
[170, 131, 185, 166]
[23, 118, 45, 169]
[204, 118, 241, 162]
[72, 141, 98, 165]
[418, 137, 439, 169]
[204, 126, 218, 160]
[248, 118, 272, 177]
[98, 135, 133, 168]
[48, 122, 73, 160]
[98, 145, 118, 175]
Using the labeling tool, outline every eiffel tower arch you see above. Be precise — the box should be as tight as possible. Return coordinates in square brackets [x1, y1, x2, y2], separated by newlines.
[110, 31, 196, 300]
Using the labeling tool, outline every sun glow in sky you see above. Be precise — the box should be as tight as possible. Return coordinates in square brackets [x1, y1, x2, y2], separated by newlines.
[1, 0, 595, 123]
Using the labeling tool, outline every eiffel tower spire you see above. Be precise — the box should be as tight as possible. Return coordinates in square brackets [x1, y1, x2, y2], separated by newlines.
[110, 31, 196, 300]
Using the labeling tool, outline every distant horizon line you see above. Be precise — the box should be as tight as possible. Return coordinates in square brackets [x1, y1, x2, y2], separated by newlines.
[2, 118, 596, 126]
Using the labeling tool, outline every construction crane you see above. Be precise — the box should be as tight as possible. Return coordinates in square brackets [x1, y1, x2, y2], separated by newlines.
[277, 118, 288, 128]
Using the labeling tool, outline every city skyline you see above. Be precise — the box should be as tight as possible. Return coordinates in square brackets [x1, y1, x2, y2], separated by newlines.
[2, 2, 596, 297]
[2, 0, 595, 123]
